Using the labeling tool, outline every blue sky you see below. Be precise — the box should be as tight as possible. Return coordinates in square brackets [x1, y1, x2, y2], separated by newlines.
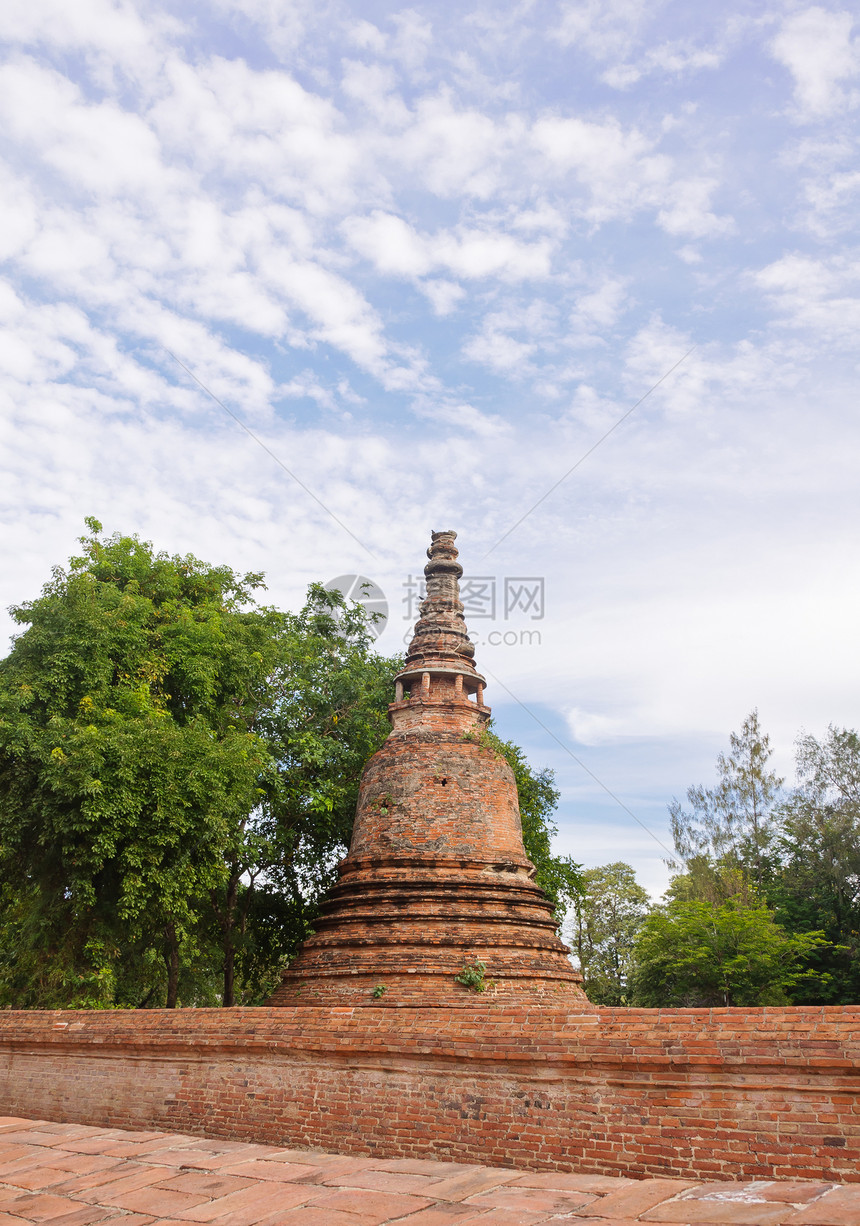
[2, 0, 859, 897]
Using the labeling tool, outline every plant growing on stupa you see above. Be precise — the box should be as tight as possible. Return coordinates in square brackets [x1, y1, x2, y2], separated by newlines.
[455, 960, 495, 992]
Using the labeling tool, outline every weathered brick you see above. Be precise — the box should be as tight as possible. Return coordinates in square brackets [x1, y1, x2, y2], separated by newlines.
[269, 530, 586, 1010]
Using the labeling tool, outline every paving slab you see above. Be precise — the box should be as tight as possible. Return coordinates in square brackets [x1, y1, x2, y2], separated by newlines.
[0, 1117, 857, 1225]
[463, 1184, 600, 1213]
[213, 1160, 320, 1183]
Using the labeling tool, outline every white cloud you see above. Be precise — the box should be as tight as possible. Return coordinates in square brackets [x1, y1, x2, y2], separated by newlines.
[676, 244, 703, 264]
[563, 383, 622, 429]
[439, 228, 554, 279]
[532, 115, 673, 221]
[462, 300, 566, 376]
[276, 370, 352, 416]
[3, 0, 860, 895]
[421, 279, 466, 315]
[771, 7, 860, 120]
[571, 277, 629, 329]
[22, 213, 113, 285]
[509, 202, 569, 238]
[462, 276, 633, 379]
[800, 167, 860, 237]
[395, 92, 525, 198]
[0, 167, 37, 260]
[343, 210, 555, 282]
[553, 0, 726, 90]
[754, 251, 860, 343]
[0, 58, 423, 392]
[463, 323, 537, 374]
[207, 0, 321, 63]
[1, 0, 177, 81]
[262, 253, 392, 374]
[340, 60, 411, 126]
[656, 177, 734, 239]
[530, 115, 734, 237]
[411, 397, 509, 438]
[343, 212, 432, 276]
[554, 0, 649, 62]
[389, 10, 434, 72]
[0, 59, 172, 197]
[149, 56, 366, 215]
[621, 316, 696, 399]
[344, 10, 433, 72]
[565, 707, 632, 746]
[349, 19, 388, 55]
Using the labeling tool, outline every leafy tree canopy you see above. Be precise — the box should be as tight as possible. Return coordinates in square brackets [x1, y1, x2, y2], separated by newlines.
[0, 521, 396, 1007]
[654, 714, 858, 1007]
[631, 895, 831, 1007]
[0, 521, 574, 1007]
[569, 861, 650, 1005]
[669, 709, 783, 895]
[769, 727, 860, 1003]
[0, 519, 276, 1007]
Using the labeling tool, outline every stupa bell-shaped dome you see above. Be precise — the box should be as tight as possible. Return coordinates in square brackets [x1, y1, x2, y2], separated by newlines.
[269, 530, 587, 1007]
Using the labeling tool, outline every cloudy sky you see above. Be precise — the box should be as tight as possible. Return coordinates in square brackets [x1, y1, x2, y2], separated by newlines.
[2, 0, 859, 895]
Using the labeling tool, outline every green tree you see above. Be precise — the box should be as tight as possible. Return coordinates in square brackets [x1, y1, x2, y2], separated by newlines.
[669, 710, 783, 896]
[568, 862, 650, 1005]
[770, 727, 860, 1004]
[237, 587, 397, 1002]
[631, 895, 830, 1007]
[0, 522, 402, 1008]
[0, 520, 284, 1008]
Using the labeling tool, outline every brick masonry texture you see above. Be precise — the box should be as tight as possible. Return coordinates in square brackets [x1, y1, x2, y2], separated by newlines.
[0, 1005, 858, 1184]
[3, 1117, 860, 1226]
[270, 529, 587, 1007]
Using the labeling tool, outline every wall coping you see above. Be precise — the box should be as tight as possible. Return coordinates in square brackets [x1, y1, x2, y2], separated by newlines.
[1, 1005, 858, 1080]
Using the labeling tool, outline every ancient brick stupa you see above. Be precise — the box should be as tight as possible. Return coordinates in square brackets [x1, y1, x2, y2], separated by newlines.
[270, 530, 588, 1006]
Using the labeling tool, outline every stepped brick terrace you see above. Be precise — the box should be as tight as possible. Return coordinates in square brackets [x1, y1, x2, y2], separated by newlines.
[1, 1116, 859, 1226]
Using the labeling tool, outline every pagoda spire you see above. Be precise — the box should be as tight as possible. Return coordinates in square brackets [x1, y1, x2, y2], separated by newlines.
[269, 530, 587, 1008]
[403, 529, 477, 670]
[392, 529, 487, 728]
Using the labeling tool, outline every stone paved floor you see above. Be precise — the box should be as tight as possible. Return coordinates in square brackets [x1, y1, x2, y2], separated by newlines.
[0, 1118, 858, 1226]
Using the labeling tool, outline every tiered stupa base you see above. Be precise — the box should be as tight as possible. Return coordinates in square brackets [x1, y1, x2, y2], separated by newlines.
[269, 852, 588, 1007]
[270, 529, 588, 1009]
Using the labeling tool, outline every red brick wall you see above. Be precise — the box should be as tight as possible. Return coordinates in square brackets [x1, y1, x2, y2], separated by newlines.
[0, 1005, 857, 1182]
